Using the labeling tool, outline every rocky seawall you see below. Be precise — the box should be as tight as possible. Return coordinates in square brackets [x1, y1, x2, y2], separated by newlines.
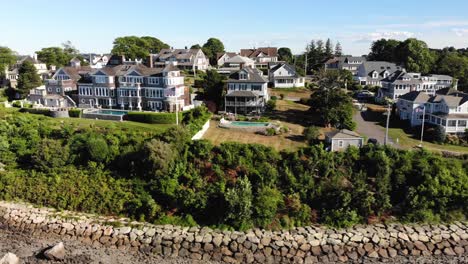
[0, 201, 466, 263]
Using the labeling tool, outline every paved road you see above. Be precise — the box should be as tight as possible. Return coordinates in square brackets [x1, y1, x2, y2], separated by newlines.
[353, 110, 399, 147]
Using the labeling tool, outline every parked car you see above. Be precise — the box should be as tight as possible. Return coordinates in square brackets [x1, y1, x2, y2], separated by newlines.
[368, 138, 379, 145]
[355, 90, 374, 100]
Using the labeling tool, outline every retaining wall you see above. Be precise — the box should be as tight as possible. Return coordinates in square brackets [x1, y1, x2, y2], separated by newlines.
[0, 201, 466, 263]
[191, 120, 210, 140]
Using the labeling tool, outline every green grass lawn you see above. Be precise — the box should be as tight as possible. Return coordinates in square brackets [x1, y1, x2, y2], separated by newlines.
[388, 127, 468, 154]
[0, 107, 174, 134]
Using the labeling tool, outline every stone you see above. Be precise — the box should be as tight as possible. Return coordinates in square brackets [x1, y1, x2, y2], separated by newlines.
[372, 234, 380, 244]
[454, 246, 464, 255]
[418, 234, 430, 242]
[253, 252, 265, 263]
[119, 227, 131, 235]
[378, 248, 389, 258]
[310, 240, 320, 247]
[368, 251, 379, 258]
[190, 253, 202, 260]
[213, 236, 223, 247]
[311, 246, 322, 256]
[350, 234, 363, 242]
[261, 236, 271, 246]
[364, 243, 373, 252]
[443, 247, 456, 256]
[346, 250, 358, 260]
[387, 247, 397, 258]
[0, 253, 19, 264]
[398, 233, 409, 241]
[414, 241, 428, 251]
[43, 242, 65, 261]
[204, 243, 214, 252]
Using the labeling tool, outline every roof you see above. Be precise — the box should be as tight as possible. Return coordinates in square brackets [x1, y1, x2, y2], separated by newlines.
[442, 94, 468, 107]
[359, 61, 401, 79]
[381, 70, 422, 85]
[436, 87, 458, 95]
[225, 91, 258, 97]
[326, 129, 362, 139]
[428, 74, 453, 81]
[430, 112, 468, 119]
[398, 91, 430, 103]
[217, 52, 237, 60]
[269, 62, 300, 77]
[57, 66, 93, 80]
[240, 47, 278, 58]
[225, 55, 254, 64]
[90, 64, 173, 77]
[227, 67, 268, 83]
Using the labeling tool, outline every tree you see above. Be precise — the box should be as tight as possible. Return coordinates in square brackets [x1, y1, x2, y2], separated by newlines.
[435, 52, 468, 92]
[202, 38, 225, 65]
[86, 135, 110, 163]
[201, 69, 226, 108]
[325, 38, 333, 59]
[190, 44, 202, 49]
[395, 38, 435, 74]
[16, 60, 42, 98]
[141, 36, 170, 54]
[278, 47, 293, 64]
[334, 42, 343, 56]
[36, 47, 74, 69]
[225, 177, 253, 229]
[303, 126, 321, 145]
[0, 46, 16, 77]
[368, 39, 401, 62]
[62, 40, 79, 55]
[111, 36, 151, 60]
[253, 187, 283, 228]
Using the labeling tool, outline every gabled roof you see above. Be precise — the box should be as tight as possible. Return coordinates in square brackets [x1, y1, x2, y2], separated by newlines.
[381, 70, 422, 85]
[240, 47, 278, 58]
[360, 61, 401, 78]
[398, 91, 430, 103]
[217, 52, 237, 60]
[326, 129, 362, 139]
[442, 93, 468, 107]
[227, 67, 268, 83]
[56, 66, 93, 80]
[269, 62, 300, 77]
[225, 55, 254, 64]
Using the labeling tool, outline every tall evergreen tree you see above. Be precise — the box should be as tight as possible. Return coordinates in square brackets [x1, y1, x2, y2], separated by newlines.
[334, 42, 343, 56]
[17, 60, 42, 98]
[325, 38, 333, 58]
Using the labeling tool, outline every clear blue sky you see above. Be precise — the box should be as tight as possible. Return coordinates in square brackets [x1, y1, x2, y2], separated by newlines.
[2, 0, 468, 56]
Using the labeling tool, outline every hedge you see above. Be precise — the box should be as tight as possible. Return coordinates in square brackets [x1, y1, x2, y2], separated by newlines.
[19, 108, 51, 116]
[68, 108, 82, 118]
[127, 112, 183, 124]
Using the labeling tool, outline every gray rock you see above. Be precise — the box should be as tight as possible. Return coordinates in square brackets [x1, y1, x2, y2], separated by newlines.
[0, 253, 19, 264]
[44, 242, 65, 260]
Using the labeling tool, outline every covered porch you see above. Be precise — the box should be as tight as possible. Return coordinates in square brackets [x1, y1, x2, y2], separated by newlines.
[224, 91, 265, 115]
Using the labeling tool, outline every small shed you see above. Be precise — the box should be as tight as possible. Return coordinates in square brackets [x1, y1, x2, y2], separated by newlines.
[326, 129, 364, 151]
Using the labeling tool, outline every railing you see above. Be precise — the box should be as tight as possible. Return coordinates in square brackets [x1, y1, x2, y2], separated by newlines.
[225, 101, 262, 107]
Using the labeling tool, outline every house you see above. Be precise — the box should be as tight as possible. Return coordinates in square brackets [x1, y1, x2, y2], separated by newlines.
[77, 62, 187, 112]
[80, 53, 110, 69]
[217, 55, 255, 74]
[326, 129, 364, 151]
[377, 71, 457, 101]
[268, 62, 305, 88]
[354, 61, 402, 87]
[397, 90, 468, 134]
[225, 67, 269, 114]
[29, 59, 93, 107]
[149, 48, 209, 71]
[2, 55, 50, 88]
[240, 47, 278, 68]
[325, 56, 366, 76]
[216, 52, 238, 67]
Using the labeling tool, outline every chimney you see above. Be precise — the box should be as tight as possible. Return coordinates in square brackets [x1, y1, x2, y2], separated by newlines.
[147, 55, 154, 68]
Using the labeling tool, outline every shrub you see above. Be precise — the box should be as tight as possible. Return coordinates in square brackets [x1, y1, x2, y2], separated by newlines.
[270, 95, 278, 101]
[12, 101, 22, 108]
[299, 97, 310, 105]
[19, 108, 51, 116]
[303, 126, 321, 144]
[265, 127, 276, 136]
[127, 112, 181, 124]
[266, 100, 276, 112]
[68, 108, 81, 118]
[279, 93, 285, 100]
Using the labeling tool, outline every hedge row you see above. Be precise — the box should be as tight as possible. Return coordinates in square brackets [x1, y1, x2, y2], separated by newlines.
[19, 108, 51, 116]
[68, 109, 82, 118]
[127, 111, 183, 124]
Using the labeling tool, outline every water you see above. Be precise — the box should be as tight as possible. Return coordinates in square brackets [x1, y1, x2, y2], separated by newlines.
[96, 110, 128, 116]
[230, 121, 270, 127]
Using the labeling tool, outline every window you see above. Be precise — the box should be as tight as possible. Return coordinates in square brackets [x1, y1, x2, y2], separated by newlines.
[56, 88, 61, 93]
[95, 76, 107, 83]
[448, 120, 457, 127]
[148, 78, 159, 85]
[338, 140, 343, 147]
[251, 85, 262, 91]
[239, 73, 247, 80]
[458, 120, 467, 127]
[239, 84, 247, 90]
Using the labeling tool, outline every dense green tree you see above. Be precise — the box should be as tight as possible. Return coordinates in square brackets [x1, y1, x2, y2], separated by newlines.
[111, 36, 169, 60]
[278, 47, 293, 64]
[253, 187, 283, 228]
[16, 60, 42, 98]
[190, 44, 202, 49]
[368, 39, 401, 61]
[201, 69, 226, 108]
[0, 46, 16, 77]
[395, 38, 435, 74]
[435, 52, 468, 91]
[303, 126, 321, 145]
[32, 139, 70, 171]
[202, 38, 225, 65]
[325, 38, 333, 58]
[86, 135, 110, 163]
[36, 47, 74, 69]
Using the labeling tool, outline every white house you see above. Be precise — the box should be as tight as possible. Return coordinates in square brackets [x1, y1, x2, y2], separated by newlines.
[325, 56, 366, 76]
[326, 129, 364, 152]
[268, 62, 305, 88]
[150, 48, 209, 71]
[397, 90, 468, 134]
[354, 61, 402, 87]
[225, 67, 269, 114]
[240, 47, 278, 69]
[216, 52, 237, 67]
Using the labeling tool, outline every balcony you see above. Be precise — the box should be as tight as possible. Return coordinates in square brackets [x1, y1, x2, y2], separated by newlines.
[225, 101, 262, 107]
[164, 87, 184, 97]
[46, 79, 74, 86]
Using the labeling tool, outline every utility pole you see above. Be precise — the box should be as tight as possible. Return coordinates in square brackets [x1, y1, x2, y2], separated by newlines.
[304, 52, 308, 76]
[419, 105, 426, 147]
[384, 104, 391, 145]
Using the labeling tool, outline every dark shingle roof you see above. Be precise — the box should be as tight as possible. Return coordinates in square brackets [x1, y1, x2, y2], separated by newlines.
[326, 129, 362, 139]
[240, 47, 277, 58]
[398, 91, 430, 103]
[227, 67, 268, 83]
[225, 91, 258, 97]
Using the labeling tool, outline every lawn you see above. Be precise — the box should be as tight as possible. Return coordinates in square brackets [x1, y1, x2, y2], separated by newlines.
[0, 107, 174, 134]
[268, 88, 312, 99]
[388, 127, 468, 154]
[202, 120, 307, 151]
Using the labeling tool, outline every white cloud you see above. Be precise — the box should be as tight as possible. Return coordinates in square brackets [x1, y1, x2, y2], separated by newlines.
[452, 28, 468, 36]
[353, 31, 415, 43]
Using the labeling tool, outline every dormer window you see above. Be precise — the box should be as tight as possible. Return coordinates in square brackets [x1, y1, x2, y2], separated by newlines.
[239, 72, 248, 80]
[372, 72, 378, 78]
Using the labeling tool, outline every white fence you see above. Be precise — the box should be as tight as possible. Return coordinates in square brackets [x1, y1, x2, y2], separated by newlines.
[191, 120, 210, 140]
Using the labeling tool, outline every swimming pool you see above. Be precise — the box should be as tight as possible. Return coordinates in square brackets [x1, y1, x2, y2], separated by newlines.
[230, 121, 270, 127]
[95, 110, 128, 116]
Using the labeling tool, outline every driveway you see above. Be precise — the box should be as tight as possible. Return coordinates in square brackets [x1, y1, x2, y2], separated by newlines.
[353, 110, 399, 147]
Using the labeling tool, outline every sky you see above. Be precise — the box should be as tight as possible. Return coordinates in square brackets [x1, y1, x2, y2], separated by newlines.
[1, 0, 468, 56]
